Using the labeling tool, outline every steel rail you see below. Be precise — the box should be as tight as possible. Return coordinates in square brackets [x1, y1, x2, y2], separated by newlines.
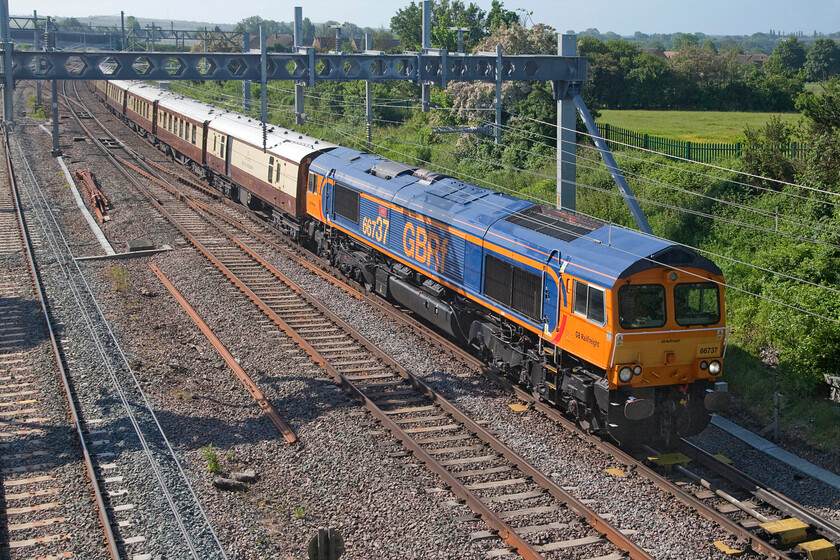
[61, 80, 230, 560]
[678, 439, 840, 543]
[76, 84, 653, 560]
[87, 93, 791, 559]
[3, 128, 120, 559]
[149, 262, 298, 444]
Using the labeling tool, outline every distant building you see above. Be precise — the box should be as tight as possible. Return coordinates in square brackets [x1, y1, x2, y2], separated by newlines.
[640, 47, 667, 59]
[736, 53, 770, 67]
[312, 36, 335, 51]
[249, 33, 294, 51]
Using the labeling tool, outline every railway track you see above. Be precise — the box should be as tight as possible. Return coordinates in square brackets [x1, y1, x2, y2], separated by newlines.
[69, 79, 840, 560]
[66, 80, 653, 560]
[0, 128, 118, 559]
[8, 85, 230, 560]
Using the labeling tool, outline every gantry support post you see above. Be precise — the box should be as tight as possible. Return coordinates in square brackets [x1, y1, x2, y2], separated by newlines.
[294, 7, 305, 125]
[34, 10, 41, 108]
[555, 34, 577, 213]
[365, 32, 373, 144]
[1, 0, 13, 127]
[574, 94, 652, 233]
[495, 44, 502, 145]
[421, 0, 431, 113]
[242, 31, 251, 112]
[260, 25, 267, 151]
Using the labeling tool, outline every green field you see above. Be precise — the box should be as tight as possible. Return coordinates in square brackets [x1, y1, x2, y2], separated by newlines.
[597, 110, 802, 143]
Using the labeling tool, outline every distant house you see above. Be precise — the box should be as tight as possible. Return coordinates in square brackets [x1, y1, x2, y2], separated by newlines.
[736, 53, 770, 67]
[640, 47, 668, 59]
[249, 33, 294, 51]
[312, 36, 335, 51]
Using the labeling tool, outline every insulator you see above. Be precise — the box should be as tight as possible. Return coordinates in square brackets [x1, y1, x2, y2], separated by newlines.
[43, 29, 56, 49]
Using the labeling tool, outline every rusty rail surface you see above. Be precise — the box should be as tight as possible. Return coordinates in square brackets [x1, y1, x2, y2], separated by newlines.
[149, 262, 297, 444]
[73, 168, 110, 223]
[4, 129, 120, 559]
[76, 80, 652, 560]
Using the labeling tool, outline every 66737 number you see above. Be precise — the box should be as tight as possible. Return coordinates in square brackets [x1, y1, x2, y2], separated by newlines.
[362, 215, 390, 244]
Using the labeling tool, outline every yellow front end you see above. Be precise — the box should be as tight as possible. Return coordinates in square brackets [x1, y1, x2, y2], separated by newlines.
[607, 267, 728, 390]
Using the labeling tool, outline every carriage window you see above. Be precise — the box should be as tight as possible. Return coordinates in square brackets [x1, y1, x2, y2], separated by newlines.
[191, 125, 196, 144]
[268, 156, 275, 183]
[574, 281, 607, 325]
[220, 136, 226, 159]
[675, 283, 720, 326]
[212, 134, 217, 153]
[618, 284, 666, 329]
[308, 173, 317, 193]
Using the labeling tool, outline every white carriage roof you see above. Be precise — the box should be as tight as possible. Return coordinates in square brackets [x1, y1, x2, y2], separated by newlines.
[126, 82, 173, 104]
[209, 113, 335, 163]
[157, 94, 224, 123]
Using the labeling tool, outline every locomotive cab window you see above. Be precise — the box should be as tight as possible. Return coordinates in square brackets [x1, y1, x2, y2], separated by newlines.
[483, 255, 541, 321]
[573, 281, 606, 325]
[618, 284, 666, 329]
[308, 173, 317, 193]
[675, 282, 720, 326]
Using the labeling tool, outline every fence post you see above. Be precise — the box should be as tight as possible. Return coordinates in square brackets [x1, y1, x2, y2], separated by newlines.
[643, 133, 648, 150]
[603, 123, 610, 142]
[736, 142, 741, 158]
[686, 140, 692, 161]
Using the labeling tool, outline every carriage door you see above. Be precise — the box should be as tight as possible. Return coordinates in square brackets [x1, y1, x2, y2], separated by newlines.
[222, 135, 232, 177]
[541, 250, 561, 337]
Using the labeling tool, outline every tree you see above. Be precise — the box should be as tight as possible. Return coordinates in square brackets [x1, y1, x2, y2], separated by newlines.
[765, 36, 807, 76]
[804, 38, 840, 81]
[58, 17, 89, 31]
[124, 15, 140, 30]
[190, 28, 241, 53]
[486, 0, 518, 30]
[391, 0, 487, 52]
[672, 32, 699, 50]
[235, 16, 281, 39]
[796, 77, 840, 133]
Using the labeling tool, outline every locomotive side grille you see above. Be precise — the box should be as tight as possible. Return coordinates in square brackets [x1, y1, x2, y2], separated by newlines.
[334, 182, 360, 224]
[484, 255, 542, 322]
[484, 255, 511, 307]
[512, 266, 541, 321]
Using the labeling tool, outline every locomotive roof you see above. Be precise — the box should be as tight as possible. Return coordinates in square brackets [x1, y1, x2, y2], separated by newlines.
[311, 147, 722, 289]
[208, 114, 334, 162]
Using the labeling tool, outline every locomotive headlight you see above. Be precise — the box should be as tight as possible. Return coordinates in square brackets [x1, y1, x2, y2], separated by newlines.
[619, 367, 633, 383]
[700, 360, 709, 370]
[633, 365, 642, 375]
[709, 360, 722, 375]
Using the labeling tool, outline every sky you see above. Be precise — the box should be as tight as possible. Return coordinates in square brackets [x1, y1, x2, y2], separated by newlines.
[11, 0, 840, 37]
